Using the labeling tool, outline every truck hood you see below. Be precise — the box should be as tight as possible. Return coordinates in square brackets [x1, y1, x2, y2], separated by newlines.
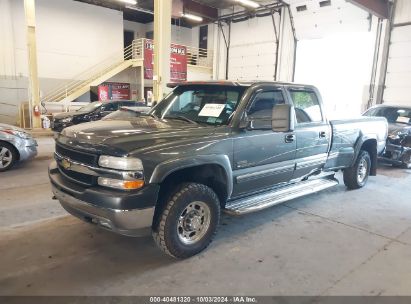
[388, 123, 411, 135]
[59, 117, 221, 154]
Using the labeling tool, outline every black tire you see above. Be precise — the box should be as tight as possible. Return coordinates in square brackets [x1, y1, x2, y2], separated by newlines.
[401, 151, 411, 169]
[343, 150, 371, 189]
[0, 142, 18, 172]
[152, 183, 220, 259]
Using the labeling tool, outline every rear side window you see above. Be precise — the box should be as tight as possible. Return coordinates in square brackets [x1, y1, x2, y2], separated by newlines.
[247, 90, 285, 120]
[289, 90, 323, 123]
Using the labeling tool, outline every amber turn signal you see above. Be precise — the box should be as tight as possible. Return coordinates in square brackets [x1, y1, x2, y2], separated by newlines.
[123, 180, 145, 189]
[97, 177, 144, 190]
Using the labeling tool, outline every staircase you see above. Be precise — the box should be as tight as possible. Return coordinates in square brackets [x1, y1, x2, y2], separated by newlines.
[41, 39, 144, 105]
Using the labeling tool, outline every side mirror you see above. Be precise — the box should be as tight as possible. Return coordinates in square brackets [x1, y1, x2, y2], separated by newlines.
[272, 104, 295, 132]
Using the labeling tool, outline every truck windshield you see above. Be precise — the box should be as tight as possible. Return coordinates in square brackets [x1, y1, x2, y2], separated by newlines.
[149, 85, 247, 125]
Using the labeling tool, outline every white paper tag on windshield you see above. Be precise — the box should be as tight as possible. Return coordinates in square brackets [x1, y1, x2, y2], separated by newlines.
[397, 116, 410, 124]
[198, 104, 225, 117]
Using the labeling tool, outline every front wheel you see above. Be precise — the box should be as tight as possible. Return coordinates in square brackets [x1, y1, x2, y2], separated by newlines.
[153, 183, 220, 259]
[0, 142, 17, 172]
[343, 150, 371, 189]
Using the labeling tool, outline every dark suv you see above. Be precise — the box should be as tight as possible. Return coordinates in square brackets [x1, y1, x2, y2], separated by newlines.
[51, 100, 144, 132]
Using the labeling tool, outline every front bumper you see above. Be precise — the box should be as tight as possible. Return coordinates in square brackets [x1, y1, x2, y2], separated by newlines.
[49, 161, 158, 236]
[16, 138, 38, 161]
[379, 142, 411, 165]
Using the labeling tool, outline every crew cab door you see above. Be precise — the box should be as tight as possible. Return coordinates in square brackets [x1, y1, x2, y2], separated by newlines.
[232, 86, 296, 197]
[286, 87, 331, 179]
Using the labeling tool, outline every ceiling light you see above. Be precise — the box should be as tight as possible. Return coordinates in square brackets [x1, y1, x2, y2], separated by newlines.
[182, 13, 203, 22]
[235, 0, 260, 9]
[117, 0, 137, 5]
[125, 5, 154, 14]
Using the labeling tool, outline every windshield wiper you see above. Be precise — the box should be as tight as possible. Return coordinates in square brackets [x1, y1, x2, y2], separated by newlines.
[164, 115, 198, 124]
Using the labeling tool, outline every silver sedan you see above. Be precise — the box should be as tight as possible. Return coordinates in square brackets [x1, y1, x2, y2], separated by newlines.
[0, 123, 38, 172]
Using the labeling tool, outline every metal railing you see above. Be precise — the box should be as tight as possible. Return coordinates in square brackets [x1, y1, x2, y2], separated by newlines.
[186, 46, 213, 69]
[41, 39, 144, 103]
[40, 38, 214, 104]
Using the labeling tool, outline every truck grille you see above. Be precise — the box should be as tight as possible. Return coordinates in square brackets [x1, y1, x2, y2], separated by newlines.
[55, 143, 98, 186]
[58, 165, 95, 186]
[56, 143, 97, 166]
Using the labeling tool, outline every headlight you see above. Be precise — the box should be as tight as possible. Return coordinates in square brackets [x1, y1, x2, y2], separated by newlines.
[98, 155, 143, 171]
[60, 117, 72, 123]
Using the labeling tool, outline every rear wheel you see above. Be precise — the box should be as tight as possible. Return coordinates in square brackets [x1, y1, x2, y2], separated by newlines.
[343, 150, 371, 189]
[152, 183, 220, 259]
[0, 142, 17, 172]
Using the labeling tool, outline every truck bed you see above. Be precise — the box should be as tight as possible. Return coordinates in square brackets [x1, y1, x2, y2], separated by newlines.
[325, 117, 388, 170]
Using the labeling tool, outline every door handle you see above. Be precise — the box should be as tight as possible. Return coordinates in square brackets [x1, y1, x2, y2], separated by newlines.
[319, 131, 327, 138]
[285, 134, 295, 143]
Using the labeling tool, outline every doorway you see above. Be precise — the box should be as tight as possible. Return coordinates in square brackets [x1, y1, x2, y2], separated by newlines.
[124, 30, 134, 58]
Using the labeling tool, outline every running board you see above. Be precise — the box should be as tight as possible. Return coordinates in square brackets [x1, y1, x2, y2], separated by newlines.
[224, 175, 339, 215]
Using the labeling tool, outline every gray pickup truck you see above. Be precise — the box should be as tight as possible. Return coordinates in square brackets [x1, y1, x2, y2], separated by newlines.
[49, 81, 388, 258]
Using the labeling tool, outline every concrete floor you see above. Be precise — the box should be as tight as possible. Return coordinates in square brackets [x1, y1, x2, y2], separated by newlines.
[1, 137, 411, 296]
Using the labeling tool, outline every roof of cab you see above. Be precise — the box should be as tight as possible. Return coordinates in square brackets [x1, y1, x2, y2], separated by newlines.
[167, 80, 309, 88]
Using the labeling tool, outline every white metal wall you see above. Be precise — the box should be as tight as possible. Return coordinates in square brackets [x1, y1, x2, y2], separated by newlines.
[383, 0, 411, 106]
[215, 9, 296, 82]
[228, 14, 279, 81]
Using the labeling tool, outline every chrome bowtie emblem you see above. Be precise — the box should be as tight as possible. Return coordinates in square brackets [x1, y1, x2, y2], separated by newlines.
[61, 158, 71, 170]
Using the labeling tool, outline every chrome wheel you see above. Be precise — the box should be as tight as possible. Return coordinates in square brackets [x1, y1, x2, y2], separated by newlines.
[357, 157, 368, 183]
[0, 147, 13, 169]
[177, 201, 211, 245]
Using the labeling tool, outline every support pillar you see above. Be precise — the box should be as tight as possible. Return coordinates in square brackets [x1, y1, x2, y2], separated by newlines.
[153, 0, 172, 102]
[24, 0, 41, 129]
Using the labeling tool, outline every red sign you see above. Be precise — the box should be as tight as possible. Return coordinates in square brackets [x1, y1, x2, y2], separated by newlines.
[98, 85, 109, 101]
[144, 40, 154, 80]
[144, 39, 187, 82]
[170, 43, 187, 82]
[110, 82, 130, 100]
[98, 82, 130, 101]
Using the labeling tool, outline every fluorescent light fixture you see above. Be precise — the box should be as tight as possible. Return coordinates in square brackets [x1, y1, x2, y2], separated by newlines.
[117, 0, 137, 5]
[125, 5, 154, 14]
[182, 13, 203, 22]
[235, 0, 260, 9]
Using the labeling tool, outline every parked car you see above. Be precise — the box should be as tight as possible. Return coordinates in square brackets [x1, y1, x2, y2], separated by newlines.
[363, 104, 411, 168]
[49, 81, 387, 258]
[51, 100, 145, 132]
[0, 123, 38, 172]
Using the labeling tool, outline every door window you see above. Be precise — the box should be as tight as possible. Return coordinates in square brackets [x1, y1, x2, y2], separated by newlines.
[289, 90, 323, 123]
[248, 90, 285, 120]
[247, 90, 285, 129]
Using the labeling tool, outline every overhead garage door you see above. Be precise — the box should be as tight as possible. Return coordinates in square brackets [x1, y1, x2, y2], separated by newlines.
[228, 16, 278, 81]
[383, 24, 411, 106]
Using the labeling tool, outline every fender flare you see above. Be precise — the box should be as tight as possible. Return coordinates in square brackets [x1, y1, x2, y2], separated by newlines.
[149, 154, 233, 198]
[352, 134, 378, 175]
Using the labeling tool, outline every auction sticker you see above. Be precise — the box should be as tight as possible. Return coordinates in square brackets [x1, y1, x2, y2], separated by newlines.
[198, 104, 225, 117]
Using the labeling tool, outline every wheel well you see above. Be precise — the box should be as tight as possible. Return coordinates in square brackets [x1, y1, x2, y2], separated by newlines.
[360, 139, 377, 176]
[152, 164, 229, 229]
[0, 140, 20, 161]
